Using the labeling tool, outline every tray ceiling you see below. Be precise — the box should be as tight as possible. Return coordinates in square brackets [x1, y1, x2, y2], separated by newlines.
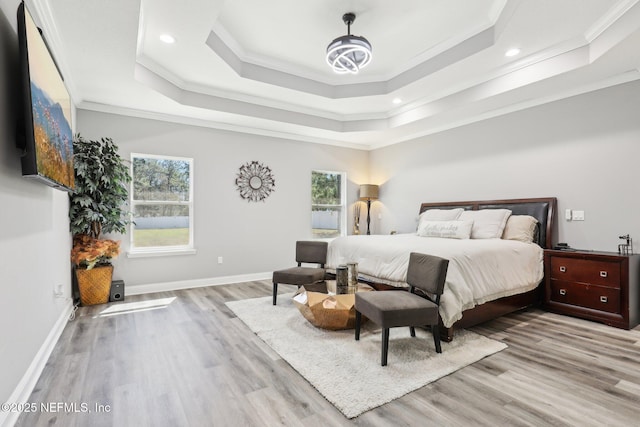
[30, 0, 640, 149]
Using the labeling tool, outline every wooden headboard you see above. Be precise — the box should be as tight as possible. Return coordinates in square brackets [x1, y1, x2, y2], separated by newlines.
[419, 197, 557, 249]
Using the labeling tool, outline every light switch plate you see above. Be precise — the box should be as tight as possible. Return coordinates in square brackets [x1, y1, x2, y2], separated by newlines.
[572, 210, 585, 221]
[565, 209, 572, 220]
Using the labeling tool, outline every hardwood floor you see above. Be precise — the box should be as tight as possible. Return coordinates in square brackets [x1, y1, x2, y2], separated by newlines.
[16, 281, 640, 426]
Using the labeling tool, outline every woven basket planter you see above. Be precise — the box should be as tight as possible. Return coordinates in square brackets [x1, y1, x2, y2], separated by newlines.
[76, 265, 113, 306]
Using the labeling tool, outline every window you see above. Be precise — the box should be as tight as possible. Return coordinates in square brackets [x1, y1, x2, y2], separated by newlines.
[130, 154, 194, 254]
[311, 170, 346, 239]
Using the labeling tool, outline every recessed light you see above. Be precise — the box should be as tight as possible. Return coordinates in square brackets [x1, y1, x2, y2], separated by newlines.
[505, 48, 520, 57]
[392, 98, 402, 105]
[159, 34, 175, 44]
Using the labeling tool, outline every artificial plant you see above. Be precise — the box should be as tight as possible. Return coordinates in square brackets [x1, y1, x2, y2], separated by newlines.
[69, 134, 132, 269]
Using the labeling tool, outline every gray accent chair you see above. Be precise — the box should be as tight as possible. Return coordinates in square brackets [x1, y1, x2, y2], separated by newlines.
[354, 252, 449, 366]
[272, 241, 328, 305]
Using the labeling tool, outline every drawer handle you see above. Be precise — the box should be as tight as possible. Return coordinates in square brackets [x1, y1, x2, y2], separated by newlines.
[559, 266, 566, 273]
[559, 289, 567, 296]
[600, 271, 608, 278]
[600, 296, 608, 303]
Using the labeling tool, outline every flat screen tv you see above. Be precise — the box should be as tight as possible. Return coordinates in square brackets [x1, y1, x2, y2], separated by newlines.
[16, 2, 74, 192]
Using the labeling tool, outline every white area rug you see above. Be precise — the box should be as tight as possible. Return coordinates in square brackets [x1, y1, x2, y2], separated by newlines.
[226, 293, 507, 418]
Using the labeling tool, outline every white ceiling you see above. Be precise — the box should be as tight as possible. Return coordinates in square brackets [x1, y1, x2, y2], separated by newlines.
[29, 0, 640, 149]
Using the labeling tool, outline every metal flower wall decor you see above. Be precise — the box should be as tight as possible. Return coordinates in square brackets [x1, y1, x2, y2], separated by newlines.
[235, 161, 275, 202]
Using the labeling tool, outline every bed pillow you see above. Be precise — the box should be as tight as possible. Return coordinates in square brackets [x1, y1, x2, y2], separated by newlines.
[458, 209, 512, 239]
[502, 215, 538, 243]
[419, 208, 464, 221]
[417, 220, 473, 239]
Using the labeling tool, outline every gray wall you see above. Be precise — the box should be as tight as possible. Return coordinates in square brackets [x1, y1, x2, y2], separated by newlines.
[77, 110, 370, 287]
[370, 80, 640, 252]
[0, 0, 72, 406]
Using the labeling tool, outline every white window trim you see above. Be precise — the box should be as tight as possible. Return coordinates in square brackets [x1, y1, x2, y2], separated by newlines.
[127, 247, 197, 258]
[128, 153, 195, 257]
[311, 169, 347, 240]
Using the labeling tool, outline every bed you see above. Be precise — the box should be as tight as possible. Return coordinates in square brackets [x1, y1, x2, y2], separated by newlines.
[327, 197, 556, 341]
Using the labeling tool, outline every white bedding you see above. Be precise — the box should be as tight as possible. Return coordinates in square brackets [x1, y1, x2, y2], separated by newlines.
[327, 234, 543, 328]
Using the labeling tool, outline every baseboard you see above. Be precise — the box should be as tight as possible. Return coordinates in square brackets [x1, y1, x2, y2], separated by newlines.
[125, 272, 272, 296]
[0, 300, 74, 427]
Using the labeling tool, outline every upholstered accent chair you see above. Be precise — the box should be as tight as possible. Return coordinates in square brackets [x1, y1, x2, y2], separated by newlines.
[354, 252, 449, 366]
[272, 241, 328, 305]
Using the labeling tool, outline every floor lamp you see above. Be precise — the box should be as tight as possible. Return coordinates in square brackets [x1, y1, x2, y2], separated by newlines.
[359, 184, 379, 235]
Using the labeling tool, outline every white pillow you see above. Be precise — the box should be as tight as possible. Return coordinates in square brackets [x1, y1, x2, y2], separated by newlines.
[417, 220, 473, 239]
[419, 208, 464, 221]
[459, 209, 512, 239]
[502, 215, 538, 243]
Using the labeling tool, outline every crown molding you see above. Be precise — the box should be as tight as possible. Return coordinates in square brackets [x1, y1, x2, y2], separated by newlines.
[135, 39, 600, 134]
[369, 70, 640, 150]
[205, 24, 497, 99]
[585, 0, 640, 42]
[81, 70, 640, 153]
[77, 101, 371, 150]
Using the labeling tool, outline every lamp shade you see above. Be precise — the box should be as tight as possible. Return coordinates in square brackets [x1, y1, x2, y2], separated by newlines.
[359, 184, 379, 200]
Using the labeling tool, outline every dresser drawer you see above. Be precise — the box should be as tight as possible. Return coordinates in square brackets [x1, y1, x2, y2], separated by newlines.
[549, 280, 621, 314]
[549, 257, 621, 288]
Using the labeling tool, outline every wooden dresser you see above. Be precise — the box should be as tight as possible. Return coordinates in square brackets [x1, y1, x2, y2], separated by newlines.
[544, 249, 640, 329]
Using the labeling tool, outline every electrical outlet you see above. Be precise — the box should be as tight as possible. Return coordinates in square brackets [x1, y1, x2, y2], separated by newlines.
[572, 210, 585, 221]
[53, 284, 64, 298]
[217, 256, 223, 264]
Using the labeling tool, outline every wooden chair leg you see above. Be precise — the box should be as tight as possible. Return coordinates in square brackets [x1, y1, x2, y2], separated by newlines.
[355, 311, 361, 341]
[432, 324, 441, 353]
[272, 282, 278, 305]
[409, 326, 416, 337]
[382, 328, 390, 366]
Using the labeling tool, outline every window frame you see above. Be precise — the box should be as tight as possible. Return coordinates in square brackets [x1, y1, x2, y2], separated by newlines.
[128, 153, 195, 257]
[311, 169, 347, 240]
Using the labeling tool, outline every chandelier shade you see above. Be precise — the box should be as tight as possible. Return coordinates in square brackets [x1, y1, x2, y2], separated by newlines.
[326, 13, 372, 74]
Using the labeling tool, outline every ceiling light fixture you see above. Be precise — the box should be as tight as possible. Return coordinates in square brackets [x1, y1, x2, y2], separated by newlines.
[159, 34, 175, 44]
[392, 98, 402, 105]
[326, 13, 372, 74]
[505, 48, 520, 57]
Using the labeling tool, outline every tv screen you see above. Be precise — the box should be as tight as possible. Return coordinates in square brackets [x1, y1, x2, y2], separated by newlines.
[16, 2, 74, 191]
